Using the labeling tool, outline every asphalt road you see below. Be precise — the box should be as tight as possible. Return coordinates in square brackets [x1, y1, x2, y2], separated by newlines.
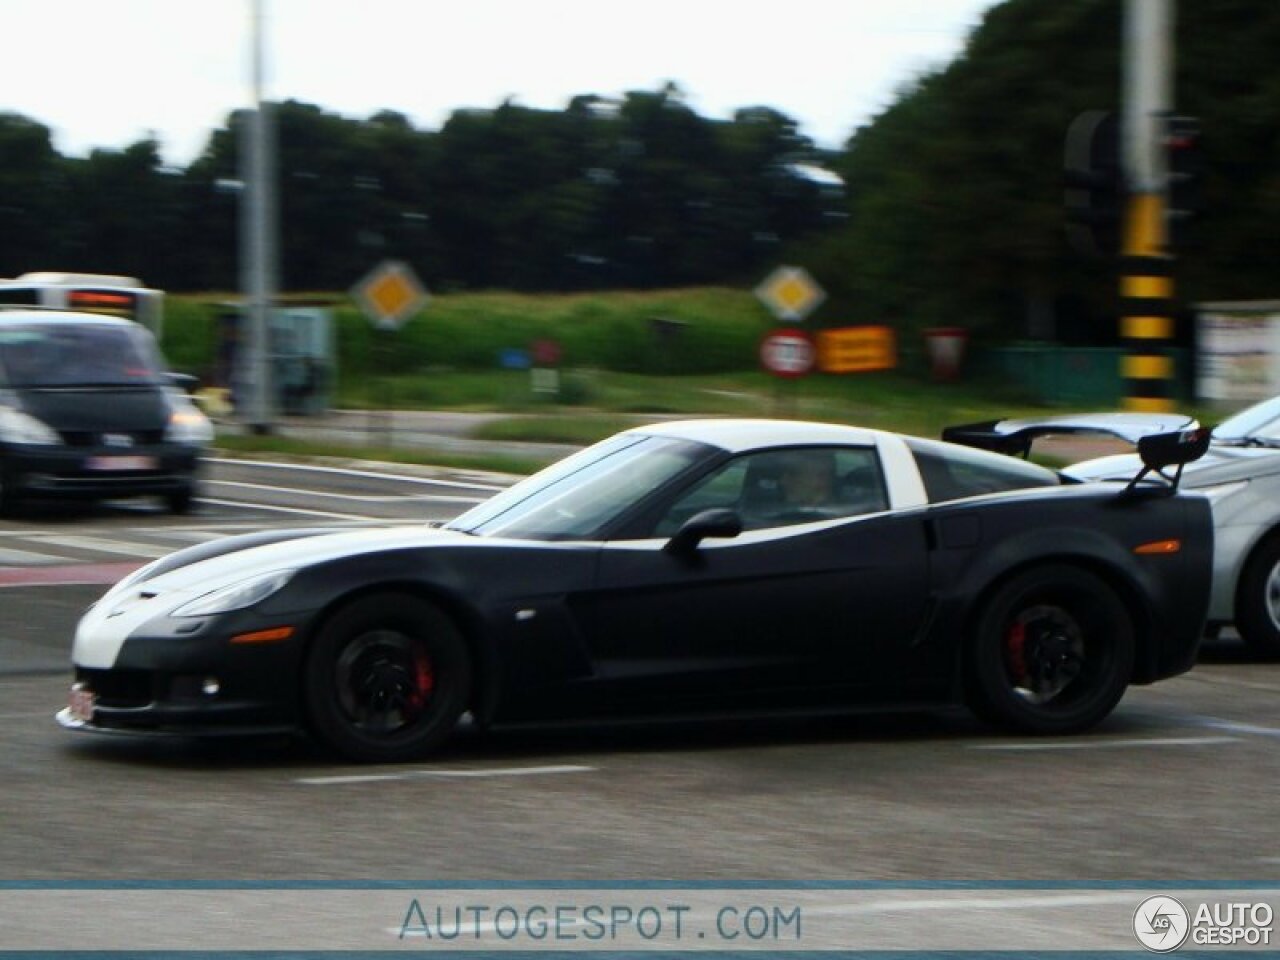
[1, 458, 1278, 882]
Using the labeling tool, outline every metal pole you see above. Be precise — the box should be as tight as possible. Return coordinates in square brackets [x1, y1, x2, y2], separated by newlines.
[1123, 0, 1173, 195]
[241, 0, 275, 433]
[1119, 0, 1176, 412]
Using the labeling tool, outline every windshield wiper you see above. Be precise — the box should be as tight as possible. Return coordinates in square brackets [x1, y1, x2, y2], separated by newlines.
[433, 522, 477, 535]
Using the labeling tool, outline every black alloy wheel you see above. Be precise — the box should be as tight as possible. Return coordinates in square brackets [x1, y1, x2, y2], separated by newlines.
[968, 565, 1134, 734]
[304, 593, 471, 762]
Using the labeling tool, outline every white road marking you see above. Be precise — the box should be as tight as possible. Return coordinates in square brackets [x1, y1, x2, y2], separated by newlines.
[1191, 717, 1280, 738]
[195, 497, 388, 522]
[144, 530, 231, 544]
[296, 764, 596, 786]
[207, 478, 485, 504]
[212, 457, 506, 492]
[968, 736, 1239, 751]
[0, 547, 67, 565]
[22, 535, 173, 559]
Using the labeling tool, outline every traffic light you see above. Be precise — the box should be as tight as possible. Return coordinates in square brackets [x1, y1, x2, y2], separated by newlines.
[1064, 110, 1123, 258]
[1164, 115, 1202, 249]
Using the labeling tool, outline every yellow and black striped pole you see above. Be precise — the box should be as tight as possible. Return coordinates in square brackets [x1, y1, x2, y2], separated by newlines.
[1119, 190, 1175, 412]
[1118, 0, 1176, 413]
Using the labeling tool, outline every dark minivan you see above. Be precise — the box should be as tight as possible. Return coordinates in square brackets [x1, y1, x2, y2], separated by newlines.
[0, 310, 212, 514]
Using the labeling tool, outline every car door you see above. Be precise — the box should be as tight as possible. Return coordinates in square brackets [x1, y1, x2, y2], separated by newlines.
[575, 445, 930, 708]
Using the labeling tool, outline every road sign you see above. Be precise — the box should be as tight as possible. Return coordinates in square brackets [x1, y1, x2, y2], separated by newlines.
[760, 327, 816, 378]
[351, 260, 429, 331]
[755, 266, 826, 322]
[816, 326, 897, 373]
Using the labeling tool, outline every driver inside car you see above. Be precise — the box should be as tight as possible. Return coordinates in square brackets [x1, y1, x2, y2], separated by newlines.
[779, 450, 838, 509]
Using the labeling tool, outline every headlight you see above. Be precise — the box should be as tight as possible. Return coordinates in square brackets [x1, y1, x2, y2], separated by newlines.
[1200, 480, 1249, 503]
[164, 399, 214, 447]
[0, 406, 60, 445]
[173, 569, 295, 617]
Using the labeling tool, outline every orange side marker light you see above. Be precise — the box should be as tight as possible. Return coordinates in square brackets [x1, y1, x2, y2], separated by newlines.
[229, 625, 296, 645]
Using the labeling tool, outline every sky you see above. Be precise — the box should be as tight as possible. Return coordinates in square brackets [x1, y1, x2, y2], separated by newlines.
[1, 0, 998, 168]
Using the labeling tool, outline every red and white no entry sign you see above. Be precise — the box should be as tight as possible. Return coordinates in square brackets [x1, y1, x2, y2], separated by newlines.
[760, 328, 816, 378]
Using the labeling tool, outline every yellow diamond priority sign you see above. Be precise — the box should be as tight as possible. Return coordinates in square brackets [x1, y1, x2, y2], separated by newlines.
[351, 260, 429, 331]
[755, 265, 826, 322]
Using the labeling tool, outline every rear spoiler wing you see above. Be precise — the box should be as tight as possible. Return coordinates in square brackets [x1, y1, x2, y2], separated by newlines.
[942, 413, 1211, 495]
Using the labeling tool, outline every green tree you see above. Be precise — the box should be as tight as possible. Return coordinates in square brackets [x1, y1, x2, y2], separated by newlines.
[0, 113, 76, 275]
[63, 138, 183, 283]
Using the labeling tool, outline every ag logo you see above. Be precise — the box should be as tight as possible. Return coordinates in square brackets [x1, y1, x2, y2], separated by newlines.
[1133, 895, 1190, 952]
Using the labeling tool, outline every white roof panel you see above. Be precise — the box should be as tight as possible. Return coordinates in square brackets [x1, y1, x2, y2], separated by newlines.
[625, 418, 884, 453]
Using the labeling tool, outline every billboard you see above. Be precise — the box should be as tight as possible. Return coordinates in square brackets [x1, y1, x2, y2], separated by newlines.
[1196, 304, 1280, 404]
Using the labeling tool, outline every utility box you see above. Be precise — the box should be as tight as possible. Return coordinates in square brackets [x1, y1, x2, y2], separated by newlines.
[213, 304, 336, 416]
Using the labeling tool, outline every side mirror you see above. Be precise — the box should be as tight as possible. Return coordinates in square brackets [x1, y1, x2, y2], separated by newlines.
[166, 372, 200, 393]
[664, 508, 742, 557]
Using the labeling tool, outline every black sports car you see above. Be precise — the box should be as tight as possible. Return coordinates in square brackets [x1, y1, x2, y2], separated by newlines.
[59, 419, 1213, 762]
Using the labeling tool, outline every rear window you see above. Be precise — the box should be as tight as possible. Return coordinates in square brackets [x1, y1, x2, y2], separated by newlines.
[0, 323, 163, 388]
[906, 437, 1059, 503]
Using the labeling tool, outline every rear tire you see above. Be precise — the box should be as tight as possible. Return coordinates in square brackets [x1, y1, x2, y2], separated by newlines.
[0, 462, 18, 517]
[1235, 535, 1280, 657]
[304, 593, 471, 762]
[165, 484, 196, 515]
[967, 565, 1134, 734]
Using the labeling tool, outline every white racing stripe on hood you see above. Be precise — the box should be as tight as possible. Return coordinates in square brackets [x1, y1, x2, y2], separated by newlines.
[72, 525, 471, 669]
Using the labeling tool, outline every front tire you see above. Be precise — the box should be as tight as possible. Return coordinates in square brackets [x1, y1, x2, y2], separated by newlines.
[1236, 535, 1280, 657]
[967, 565, 1134, 734]
[304, 593, 471, 762]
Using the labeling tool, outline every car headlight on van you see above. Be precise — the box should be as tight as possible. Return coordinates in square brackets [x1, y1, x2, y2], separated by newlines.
[0, 407, 60, 445]
[164, 401, 214, 447]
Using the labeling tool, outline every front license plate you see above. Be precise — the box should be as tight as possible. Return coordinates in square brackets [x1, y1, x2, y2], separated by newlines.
[67, 683, 96, 723]
[86, 455, 158, 471]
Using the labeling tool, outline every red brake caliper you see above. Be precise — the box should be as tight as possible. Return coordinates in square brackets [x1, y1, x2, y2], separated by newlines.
[406, 650, 435, 712]
[1005, 620, 1028, 683]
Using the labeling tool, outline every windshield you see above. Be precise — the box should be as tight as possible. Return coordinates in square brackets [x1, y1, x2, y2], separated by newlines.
[1213, 396, 1280, 442]
[445, 433, 713, 540]
[0, 322, 164, 388]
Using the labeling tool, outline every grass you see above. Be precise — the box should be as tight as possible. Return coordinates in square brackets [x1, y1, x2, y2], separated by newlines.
[168, 289, 1115, 473]
[470, 413, 645, 445]
[203, 368, 1077, 476]
[162, 287, 770, 389]
[465, 369, 1060, 444]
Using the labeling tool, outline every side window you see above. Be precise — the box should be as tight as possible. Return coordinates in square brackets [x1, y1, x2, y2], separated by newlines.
[652, 458, 751, 537]
[653, 446, 888, 536]
[908, 438, 1059, 503]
